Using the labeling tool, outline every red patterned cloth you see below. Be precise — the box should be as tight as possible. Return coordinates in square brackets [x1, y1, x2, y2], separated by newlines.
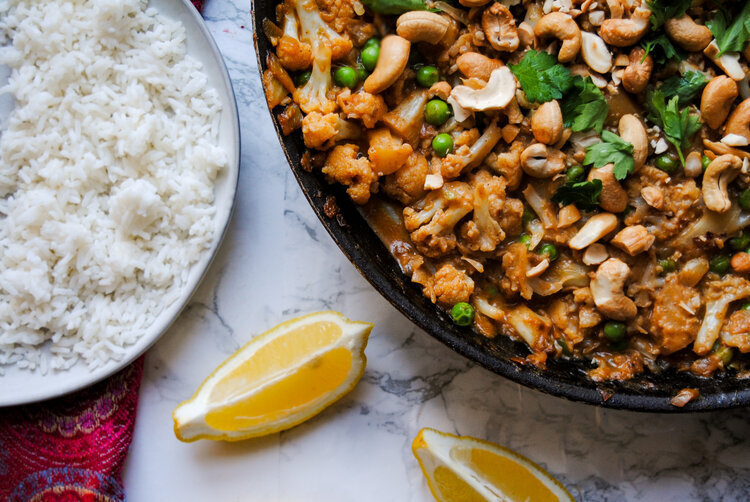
[0, 358, 144, 501]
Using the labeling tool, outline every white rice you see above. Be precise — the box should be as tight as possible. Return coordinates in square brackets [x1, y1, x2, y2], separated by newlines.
[0, 0, 226, 371]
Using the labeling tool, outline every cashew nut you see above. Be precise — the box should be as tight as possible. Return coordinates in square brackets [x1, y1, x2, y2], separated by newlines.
[581, 31, 612, 74]
[588, 164, 628, 213]
[590, 258, 638, 321]
[702, 154, 742, 213]
[517, 21, 535, 48]
[534, 12, 582, 63]
[456, 52, 504, 82]
[557, 204, 581, 228]
[598, 7, 650, 47]
[704, 41, 745, 81]
[482, 3, 519, 52]
[684, 151, 703, 178]
[531, 100, 563, 145]
[640, 186, 664, 209]
[618, 114, 648, 171]
[583, 243, 609, 265]
[520, 143, 566, 178]
[700, 76, 739, 130]
[725, 98, 750, 143]
[622, 47, 653, 94]
[610, 225, 654, 255]
[396, 11, 450, 44]
[450, 67, 517, 111]
[428, 81, 451, 100]
[665, 15, 713, 52]
[363, 35, 410, 95]
[569, 212, 618, 250]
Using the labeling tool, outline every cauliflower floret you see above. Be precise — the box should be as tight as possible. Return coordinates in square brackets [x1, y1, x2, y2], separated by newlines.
[383, 152, 428, 205]
[292, 0, 352, 60]
[337, 89, 387, 128]
[439, 121, 503, 179]
[293, 44, 336, 114]
[302, 112, 360, 149]
[315, 0, 355, 33]
[484, 140, 524, 190]
[459, 169, 508, 253]
[322, 144, 376, 204]
[367, 128, 413, 176]
[275, 2, 313, 70]
[721, 310, 750, 353]
[500, 241, 533, 300]
[649, 276, 702, 355]
[694, 276, 750, 355]
[433, 263, 474, 307]
[403, 182, 473, 257]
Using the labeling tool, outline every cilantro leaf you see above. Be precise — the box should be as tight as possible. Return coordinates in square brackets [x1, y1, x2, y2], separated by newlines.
[707, 2, 750, 57]
[646, 90, 702, 165]
[561, 76, 609, 133]
[361, 0, 426, 14]
[551, 179, 603, 211]
[658, 71, 709, 106]
[509, 50, 574, 103]
[640, 34, 684, 65]
[645, 0, 692, 30]
[584, 131, 635, 181]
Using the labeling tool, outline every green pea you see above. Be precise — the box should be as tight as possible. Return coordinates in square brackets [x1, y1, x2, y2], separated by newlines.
[416, 65, 440, 87]
[334, 66, 358, 88]
[451, 302, 475, 327]
[432, 133, 454, 157]
[361, 45, 380, 72]
[424, 99, 452, 126]
[702, 155, 711, 171]
[659, 258, 677, 275]
[363, 37, 380, 50]
[519, 234, 531, 248]
[566, 165, 585, 183]
[539, 243, 558, 261]
[603, 321, 627, 342]
[739, 189, 750, 211]
[710, 255, 731, 275]
[729, 234, 750, 251]
[522, 207, 536, 226]
[655, 154, 678, 173]
[743, 302, 750, 311]
[294, 70, 311, 87]
[714, 345, 734, 365]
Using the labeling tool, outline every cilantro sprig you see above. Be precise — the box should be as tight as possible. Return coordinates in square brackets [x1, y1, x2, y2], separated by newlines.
[561, 76, 609, 134]
[584, 131, 635, 181]
[361, 0, 426, 14]
[640, 34, 683, 65]
[552, 179, 603, 211]
[707, 2, 750, 57]
[509, 50, 574, 103]
[646, 90, 702, 165]
[658, 71, 708, 106]
[645, 0, 692, 30]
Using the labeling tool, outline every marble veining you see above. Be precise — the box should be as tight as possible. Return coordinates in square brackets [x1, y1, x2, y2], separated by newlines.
[122, 0, 750, 499]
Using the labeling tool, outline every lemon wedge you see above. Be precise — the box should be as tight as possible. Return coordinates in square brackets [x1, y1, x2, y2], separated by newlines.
[173, 311, 372, 442]
[412, 428, 574, 502]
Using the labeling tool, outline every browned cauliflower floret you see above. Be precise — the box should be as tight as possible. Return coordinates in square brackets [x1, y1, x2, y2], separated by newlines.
[293, 0, 352, 60]
[368, 128, 413, 176]
[500, 241, 533, 300]
[322, 144, 376, 204]
[439, 122, 503, 179]
[383, 152, 428, 205]
[337, 89, 387, 128]
[649, 276, 702, 355]
[403, 182, 473, 257]
[695, 276, 750, 355]
[433, 263, 475, 307]
[459, 169, 508, 253]
[484, 140, 524, 190]
[301, 112, 360, 149]
[315, 0, 354, 34]
[722, 310, 750, 353]
[275, 2, 313, 70]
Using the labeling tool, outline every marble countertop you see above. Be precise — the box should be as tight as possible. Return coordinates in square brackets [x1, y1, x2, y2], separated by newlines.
[121, 0, 750, 499]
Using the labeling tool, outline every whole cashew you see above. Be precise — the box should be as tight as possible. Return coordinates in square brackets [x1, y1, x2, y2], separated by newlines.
[725, 98, 750, 143]
[569, 212, 618, 250]
[482, 3, 519, 53]
[396, 12, 450, 44]
[618, 114, 648, 170]
[700, 76, 739, 130]
[704, 41, 746, 81]
[520, 143, 566, 178]
[665, 15, 713, 52]
[456, 52, 504, 81]
[364, 35, 411, 95]
[598, 7, 650, 47]
[610, 225, 655, 255]
[590, 258, 638, 321]
[702, 154, 742, 213]
[588, 164, 628, 213]
[534, 12, 582, 63]
[531, 100, 564, 145]
[622, 47, 653, 94]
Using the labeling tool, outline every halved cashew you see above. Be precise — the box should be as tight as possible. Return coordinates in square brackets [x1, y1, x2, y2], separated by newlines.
[725, 98, 750, 143]
[622, 47, 653, 94]
[558, 204, 581, 228]
[534, 12, 582, 63]
[598, 7, 650, 47]
[364, 35, 410, 95]
[483, 3, 519, 52]
[456, 52, 504, 81]
[704, 41, 745, 81]
[610, 225, 654, 255]
[531, 100, 563, 145]
[428, 81, 451, 100]
[701, 76, 739, 130]
[583, 243, 608, 265]
[396, 11, 450, 44]
[665, 15, 712, 52]
[517, 21, 535, 48]
[701, 154, 742, 213]
[581, 32, 612, 74]
[588, 164, 628, 213]
[640, 186, 664, 209]
[590, 258, 638, 321]
[618, 114, 648, 170]
[684, 151, 703, 178]
[450, 67, 517, 111]
[569, 213, 618, 250]
[520, 143, 566, 177]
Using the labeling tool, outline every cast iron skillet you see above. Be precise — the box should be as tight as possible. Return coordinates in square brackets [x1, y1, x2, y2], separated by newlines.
[251, 2, 750, 411]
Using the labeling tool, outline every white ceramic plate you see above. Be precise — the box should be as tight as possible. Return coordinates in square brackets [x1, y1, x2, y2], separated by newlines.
[0, 0, 240, 406]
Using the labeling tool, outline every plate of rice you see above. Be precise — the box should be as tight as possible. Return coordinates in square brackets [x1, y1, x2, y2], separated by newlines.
[0, 0, 240, 405]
